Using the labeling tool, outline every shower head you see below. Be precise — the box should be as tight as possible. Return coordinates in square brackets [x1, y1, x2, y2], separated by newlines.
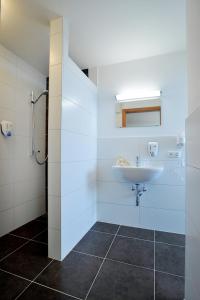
[31, 90, 48, 104]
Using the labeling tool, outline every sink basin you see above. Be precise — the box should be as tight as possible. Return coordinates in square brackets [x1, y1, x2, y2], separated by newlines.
[112, 165, 163, 183]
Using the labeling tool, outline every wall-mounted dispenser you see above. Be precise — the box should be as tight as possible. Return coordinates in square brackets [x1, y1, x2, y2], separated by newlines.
[148, 142, 159, 157]
[0, 120, 13, 137]
[176, 133, 185, 148]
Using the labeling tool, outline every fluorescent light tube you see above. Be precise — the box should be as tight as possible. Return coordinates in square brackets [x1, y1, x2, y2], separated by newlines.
[116, 90, 161, 102]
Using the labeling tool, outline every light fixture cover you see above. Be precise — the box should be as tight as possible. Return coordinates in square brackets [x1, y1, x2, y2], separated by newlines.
[116, 90, 161, 102]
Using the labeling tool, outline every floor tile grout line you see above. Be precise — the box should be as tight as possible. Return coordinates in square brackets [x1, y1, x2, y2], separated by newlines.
[105, 225, 120, 259]
[14, 260, 54, 300]
[8, 233, 33, 241]
[0, 240, 30, 263]
[84, 225, 121, 300]
[90, 229, 115, 236]
[106, 258, 154, 272]
[93, 223, 185, 238]
[0, 268, 32, 283]
[90, 229, 185, 247]
[72, 250, 103, 260]
[35, 219, 48, 223]
[0, 229, 48, 263]
[8, 228, 47, 242]
[0, 257, 83, 300]
[72, 249, 155, 272]
[155, 241, 185, 248]
[154, 236, 185, 279]
[1, 260, 182, 300]
[155, 269, 185, 278]
[33, 281, 83, 300]
[3, 228, 183, 273]
[9, 233, 48, 246]
[30, 229, 48, 240]
[1, 221, 185, 299]
[72, 236, 184, 277]
[73, 242, 185, 278]
[32, 260, 54, 283]
[31, 240, 48, 246]
[90, 229, 154, 242]
[1, 258, 172, 299]
[117, 234, 154, 243]
[13, 280, 32, 300]
[7, 264, 183, 300]
[10, 227, 47, 241]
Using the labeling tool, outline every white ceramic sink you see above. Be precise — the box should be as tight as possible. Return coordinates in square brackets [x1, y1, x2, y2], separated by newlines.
[112, 165, 163, 183]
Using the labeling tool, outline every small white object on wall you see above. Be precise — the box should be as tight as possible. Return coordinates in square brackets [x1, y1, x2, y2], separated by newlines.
[176, 133, 185, 148]
[0, 120, 13, 137]
[168, 151, 181, 159]
[148, 142, 159, 157]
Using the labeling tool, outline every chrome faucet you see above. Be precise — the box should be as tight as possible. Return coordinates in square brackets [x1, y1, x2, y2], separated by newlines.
[136, 155, 140, 167]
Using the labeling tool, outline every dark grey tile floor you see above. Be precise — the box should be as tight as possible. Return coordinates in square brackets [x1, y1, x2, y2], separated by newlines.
[0, 218, 185, 300]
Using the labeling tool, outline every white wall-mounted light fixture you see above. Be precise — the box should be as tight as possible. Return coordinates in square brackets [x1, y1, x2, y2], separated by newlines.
[116, 90, 161, 102]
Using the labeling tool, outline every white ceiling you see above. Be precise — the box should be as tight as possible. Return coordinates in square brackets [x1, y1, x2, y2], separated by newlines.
[0, 0, 186, 75]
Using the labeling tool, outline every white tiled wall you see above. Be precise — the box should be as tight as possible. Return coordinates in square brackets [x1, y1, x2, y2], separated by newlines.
[0, 43, 46, 237]
[185, 108, 200, 299]
[96, 52, 187, 138]
[185, 1, 200, 298]
[61, 58, 97, 259]
[48, 18, 97, 260]
[97, 136, 185, 233]
[95, 52, 186, 234]
[48, 18, 63, 260]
